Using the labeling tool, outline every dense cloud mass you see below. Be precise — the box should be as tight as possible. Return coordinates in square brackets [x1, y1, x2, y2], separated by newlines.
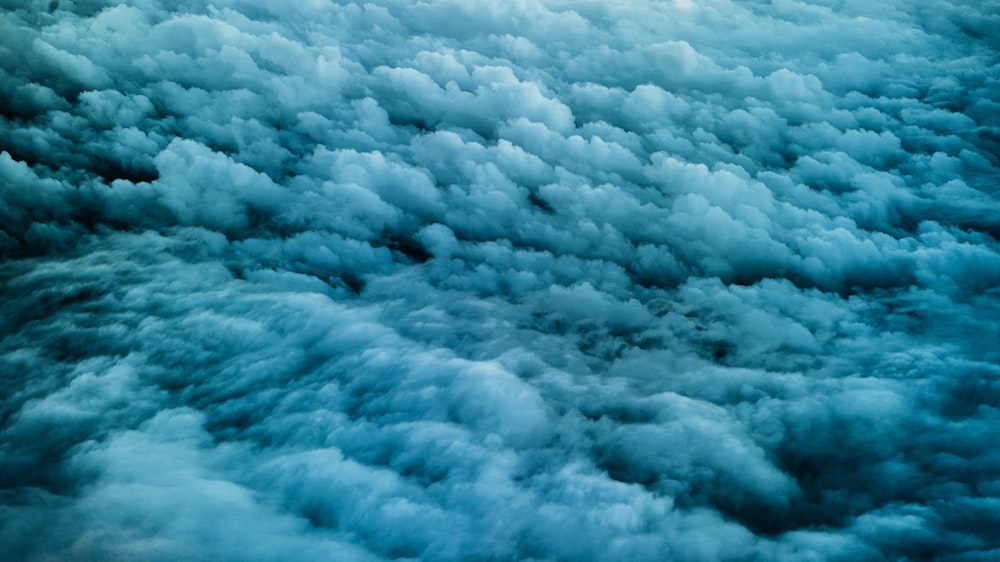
[2, 0, 999, 560]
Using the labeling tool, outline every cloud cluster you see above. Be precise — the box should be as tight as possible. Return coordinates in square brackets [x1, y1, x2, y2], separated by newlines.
[2, 0, 999, 560]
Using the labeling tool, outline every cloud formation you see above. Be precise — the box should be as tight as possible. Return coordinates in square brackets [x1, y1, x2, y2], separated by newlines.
[2, 0, 999, 560]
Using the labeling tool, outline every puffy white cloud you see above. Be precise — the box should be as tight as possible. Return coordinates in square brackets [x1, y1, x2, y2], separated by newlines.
[2, 0, 1000, 560]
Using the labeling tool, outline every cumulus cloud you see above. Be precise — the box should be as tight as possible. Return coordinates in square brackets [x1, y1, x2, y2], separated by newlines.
[2, 0, 1000, 560]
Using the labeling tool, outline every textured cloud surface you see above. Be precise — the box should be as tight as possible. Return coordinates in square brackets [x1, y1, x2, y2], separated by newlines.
[2, 1, 1000, 560]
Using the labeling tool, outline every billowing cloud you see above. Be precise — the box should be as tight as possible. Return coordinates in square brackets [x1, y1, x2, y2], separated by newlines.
[2, 0, 999, 560]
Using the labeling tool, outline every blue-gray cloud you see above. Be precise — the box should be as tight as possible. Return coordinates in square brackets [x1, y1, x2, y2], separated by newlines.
[2, 1, 999, 560]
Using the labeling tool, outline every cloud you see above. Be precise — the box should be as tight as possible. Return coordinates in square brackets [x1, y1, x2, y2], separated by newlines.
[2, 0, 1000, 560]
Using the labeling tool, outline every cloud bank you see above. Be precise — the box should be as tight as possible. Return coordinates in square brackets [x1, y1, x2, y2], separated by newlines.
[2, 0, 999, 560]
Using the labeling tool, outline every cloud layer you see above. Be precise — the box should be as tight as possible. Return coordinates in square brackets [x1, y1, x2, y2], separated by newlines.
[2, 1, 999, 560]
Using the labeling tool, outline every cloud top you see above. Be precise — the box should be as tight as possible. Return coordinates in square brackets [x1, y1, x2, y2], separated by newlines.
[2, 1, 999, 560]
